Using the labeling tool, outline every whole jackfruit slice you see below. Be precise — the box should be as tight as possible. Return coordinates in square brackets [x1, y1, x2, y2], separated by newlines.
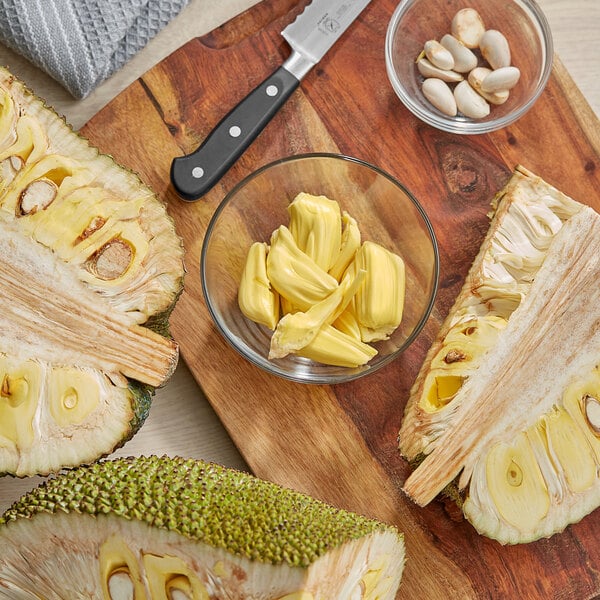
[0, 68, 184, 477]
[399, 166, 600, 544]
[0, 455, 405, 599]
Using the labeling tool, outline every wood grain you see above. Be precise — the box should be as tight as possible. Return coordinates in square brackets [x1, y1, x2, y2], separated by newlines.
[78, 0, 600, 598]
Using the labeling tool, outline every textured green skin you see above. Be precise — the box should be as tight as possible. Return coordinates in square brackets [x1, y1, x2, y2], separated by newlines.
[406, 453, 465, 510]
[0, 455, 398, 568]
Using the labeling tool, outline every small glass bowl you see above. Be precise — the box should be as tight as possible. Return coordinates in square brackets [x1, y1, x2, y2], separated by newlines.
[201, 154, 439, 385]
[385, 0, 553, 134]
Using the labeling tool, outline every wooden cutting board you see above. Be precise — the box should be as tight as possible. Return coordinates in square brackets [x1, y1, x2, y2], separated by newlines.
[81, 0, 600, 597]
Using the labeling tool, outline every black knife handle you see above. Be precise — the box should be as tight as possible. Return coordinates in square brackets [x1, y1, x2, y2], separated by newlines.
[170, 66, 300, 201]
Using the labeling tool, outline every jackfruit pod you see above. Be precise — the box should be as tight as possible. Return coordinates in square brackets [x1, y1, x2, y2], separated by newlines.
[288, 192, 342, 272]
[0, 153, 92, 216]
[48, 367, 101, 428]
[329, 211, 361, 281]
[471, 430, 551, 541]
[269, 268, 366, 359]
[418, 315, 507, 414]
[296, 324, 378, 367]
[350, 241, 405, 342]
[0, 115, 47, 191]
[541, 406, 597, 494]
[469, 279, 527, 319]
[332, 307, 362, 340]
[99, 534, 146, 600]
[0, 86, 17, 149]
[279, 295, 299, 317]
[563, 367, 600, 464]
[0, 115, 46, 163]
[0, 356, 42, 450]
[238, 241, 279, 329]
[143, 553, 210, 600]
[266, 225, 338, 311]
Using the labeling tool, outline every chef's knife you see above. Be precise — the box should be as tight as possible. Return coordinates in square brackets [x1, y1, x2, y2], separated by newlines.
[170, 0, 371, 201]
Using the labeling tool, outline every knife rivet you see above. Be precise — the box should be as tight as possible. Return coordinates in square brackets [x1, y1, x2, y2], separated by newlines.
[229, 125, 242, 138]
[266, 84, 279, 97]
[191, 167, 204, 179]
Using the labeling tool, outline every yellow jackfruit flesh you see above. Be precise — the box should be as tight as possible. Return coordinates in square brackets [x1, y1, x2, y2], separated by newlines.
[297, 325, 378, 368]
[240, 194, 407, 368]
[350, 241, 406, 343]
[269, 268, 366, 359]
[267, 225, 338, 311]
[0, 67, 184, 477]
[329, 211, 361, 281]
[288, 192, 342, 272]
[399, 167, 600, 544]
[238, 241, 279, 329]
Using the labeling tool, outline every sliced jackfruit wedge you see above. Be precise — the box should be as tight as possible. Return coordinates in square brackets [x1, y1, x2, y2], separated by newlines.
[0, 68, 184, 477]
[0, 455, 405, 599]
[399, 166, 600, 544]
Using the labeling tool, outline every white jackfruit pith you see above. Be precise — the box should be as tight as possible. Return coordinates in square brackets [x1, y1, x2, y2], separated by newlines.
[0, 68, 185, 477]
[0, 455, 405, 599]
[399, 166, 600, 544]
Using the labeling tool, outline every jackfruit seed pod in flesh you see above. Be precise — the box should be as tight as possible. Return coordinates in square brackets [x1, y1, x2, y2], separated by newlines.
[238, 241, 279, 329]
[351, 241, 406, 343]
[288, 192, 342, 272]
[0, 115, 47, 191]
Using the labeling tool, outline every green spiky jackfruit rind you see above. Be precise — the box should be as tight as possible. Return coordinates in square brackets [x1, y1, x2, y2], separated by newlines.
[126, 381, 154, 438]
[0, 455, 398, 569]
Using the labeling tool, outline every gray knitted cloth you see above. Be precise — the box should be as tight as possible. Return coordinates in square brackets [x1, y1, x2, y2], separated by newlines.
[0, 0, 189, 98]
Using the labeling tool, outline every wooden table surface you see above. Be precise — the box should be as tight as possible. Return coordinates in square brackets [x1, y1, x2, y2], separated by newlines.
[0, 0, 598, 530]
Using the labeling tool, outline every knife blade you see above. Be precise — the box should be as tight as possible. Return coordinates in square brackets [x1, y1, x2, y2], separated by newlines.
[170, 0, 371, 201]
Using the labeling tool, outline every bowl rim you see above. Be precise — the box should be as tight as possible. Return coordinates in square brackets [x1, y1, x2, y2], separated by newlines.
[384, 0, 554, 134]
[201, 152, 440, 384]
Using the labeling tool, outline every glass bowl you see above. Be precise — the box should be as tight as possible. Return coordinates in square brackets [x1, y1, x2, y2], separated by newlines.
[385, 0, 553, 134]
[201, 154, 439, 384]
